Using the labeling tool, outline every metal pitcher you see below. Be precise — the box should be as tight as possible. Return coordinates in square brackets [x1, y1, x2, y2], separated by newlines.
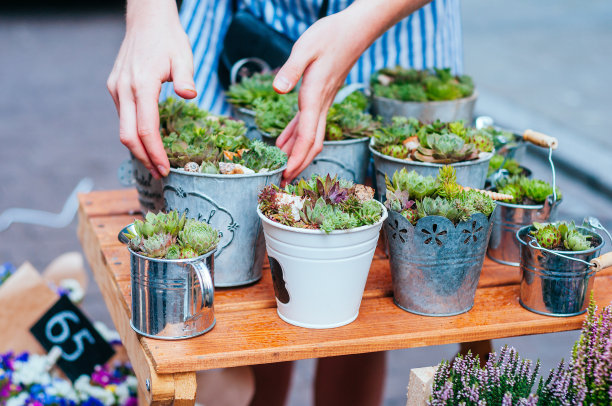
[516, 225, 610, 317]
[162, 165, 285, 287]
[386, 211, 494, 316]
[119, 224, 216, 340]
[297, 137, 371, 184]
[117, 156, 165, 213]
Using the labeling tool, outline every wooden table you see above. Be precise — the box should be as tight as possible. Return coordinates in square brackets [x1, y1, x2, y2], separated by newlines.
[77, 189, 612, 405]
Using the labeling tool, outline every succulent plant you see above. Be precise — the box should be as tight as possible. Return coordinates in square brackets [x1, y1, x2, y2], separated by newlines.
[226, 72, 280, 110]
[178, 219, 220, 256]
[531, 222, 562, 249]
[414, 132, 477, 164]
[493, 175, 561, 205]
[258, 176, 381, 233]
[384, 166, 495, 225]
[381, 145, 409, 159]
[325, 94, 378, 140]
[159, 97, 209, 136]
[371, 67, 474, 102]
[254, 93, 298, 138]
[125, 210, 219, 259]
[372, 117, 420, 150]
[562, 224, 592, 251]
[487, 154, 523, 177]
[240, 140, 288, 172]
[520, 178, 560, 204]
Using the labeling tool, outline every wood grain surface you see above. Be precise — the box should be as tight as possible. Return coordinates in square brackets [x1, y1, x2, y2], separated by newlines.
[78, 190, 612, 375]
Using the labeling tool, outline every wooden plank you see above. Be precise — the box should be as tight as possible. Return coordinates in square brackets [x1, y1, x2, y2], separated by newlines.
[79, 189, 141, 217]
[141, 277, 612, 374]
[78, 207, 176, 405]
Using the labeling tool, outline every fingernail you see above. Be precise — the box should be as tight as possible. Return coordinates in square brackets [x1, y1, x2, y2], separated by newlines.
[158, 165, 169, 177]
[273, 76, 291, 92]
[178, 84, 197, 97]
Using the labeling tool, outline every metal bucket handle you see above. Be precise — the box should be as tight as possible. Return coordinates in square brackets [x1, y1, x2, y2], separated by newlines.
[189, 261, 215, 310]
[333, 83, 370, 104]
[521, 130, 559, 210]
[527, 238, 612, 273]
[230, 58, 271, 85]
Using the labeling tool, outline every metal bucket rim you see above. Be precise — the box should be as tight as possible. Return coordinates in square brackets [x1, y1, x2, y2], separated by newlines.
[260, 130, 370, 146]
[516, 224, 605, 255]
[235, 106, 256, 117]
[369, 144, 493, 168]
[371, 90, 478, 107]
[389, 210, 492, 233]
[256, 200, 388, 235]
[168, 163, 287, 179]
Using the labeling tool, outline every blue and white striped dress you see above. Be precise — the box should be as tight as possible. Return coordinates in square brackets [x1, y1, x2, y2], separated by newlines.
[161, 0, 463, 115]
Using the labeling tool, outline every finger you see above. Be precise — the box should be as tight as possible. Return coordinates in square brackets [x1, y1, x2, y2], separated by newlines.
[171, 56, 197, 99]
[276, 112, 300, 149]
[283, 102, 322, 181]
[107, 75, 120, 113]
[133, 82, 170, 176]
[117, 86, 161, 179]
[296, 110, 327, 176]
[273, 43, 316, 94]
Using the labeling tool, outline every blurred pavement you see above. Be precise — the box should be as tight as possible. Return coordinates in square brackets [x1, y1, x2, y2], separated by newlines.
[0, 1, 610, 405]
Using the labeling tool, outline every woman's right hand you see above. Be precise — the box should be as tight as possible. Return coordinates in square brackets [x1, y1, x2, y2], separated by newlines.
[107, 0, 196, 179]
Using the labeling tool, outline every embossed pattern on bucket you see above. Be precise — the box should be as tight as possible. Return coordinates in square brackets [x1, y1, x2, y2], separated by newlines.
[386, 211, 494, 316]
[487, 198, 560, 266]
[297, 137, 371, 184]
[129, 248, 215, 340]
[162, 165, 284, 287]
[371, 145, 493, 200]
[371, 92, 477, 125]
[516, 225, 603, 317]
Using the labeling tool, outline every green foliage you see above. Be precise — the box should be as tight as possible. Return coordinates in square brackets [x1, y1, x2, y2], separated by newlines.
[254, 93, 298, 138]
[494, 175, 561, 205]
[258, 175, 382, 233]
[487, 155, 523, 177]
[530, 221, 592, 251]
[226, 73, 280, 110]
[371, 67, 474, 102]
[373, 119, 492, 164]
[384, 167, 495, 225]
[159, 99, 286, 172]
[125, 210, 219, 259]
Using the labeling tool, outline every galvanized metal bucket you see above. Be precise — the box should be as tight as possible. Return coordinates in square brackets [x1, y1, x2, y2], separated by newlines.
[370, 143, 493, 200]
[162, 165, 285, 287]
[487, 146, 560, 266]
[297, 137, 371, 184]
[516, 225, 605, 317]
[487, 198, 560, 266]
[386, 211, 494, 316]
[117, 156, 165, 213]
[118, 224, 216, 340]
[371, 92, 477, 125]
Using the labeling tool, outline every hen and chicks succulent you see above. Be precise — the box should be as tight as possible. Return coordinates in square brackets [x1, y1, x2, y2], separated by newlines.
[125, 211, 219, 259]
[384, 166, 496, 225]
[371, 67, 474, 102]
[372, 118, 494, 164]
[258, 175, 382, 233]
[159, 98, 287, 174]
[531, 221, 592, 251]
[493, 175, 561, 205]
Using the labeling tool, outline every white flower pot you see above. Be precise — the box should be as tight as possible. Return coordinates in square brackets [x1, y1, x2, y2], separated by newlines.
[257, 202, 388, 329]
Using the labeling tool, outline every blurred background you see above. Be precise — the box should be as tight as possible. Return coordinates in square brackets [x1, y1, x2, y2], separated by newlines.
[1, 1, 610, 404]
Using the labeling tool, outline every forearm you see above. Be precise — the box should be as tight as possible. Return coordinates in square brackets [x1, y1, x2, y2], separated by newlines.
[125, 0, 180, 29]
[339, 0, 432, 54]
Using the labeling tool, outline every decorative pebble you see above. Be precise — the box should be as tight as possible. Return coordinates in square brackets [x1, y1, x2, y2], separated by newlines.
[184, 162, 200, 172]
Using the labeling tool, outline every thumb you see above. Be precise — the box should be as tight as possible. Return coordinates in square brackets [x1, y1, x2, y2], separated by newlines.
[172, 58, 197, 99]
[273, 47, 313, 94]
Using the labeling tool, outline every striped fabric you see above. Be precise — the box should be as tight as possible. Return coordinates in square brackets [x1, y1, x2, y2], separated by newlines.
[160, 0, 463, 115]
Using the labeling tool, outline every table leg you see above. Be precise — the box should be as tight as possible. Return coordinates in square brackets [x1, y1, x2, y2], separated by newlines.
[173, 372, 198, 406]
[137, 371, 197, 406]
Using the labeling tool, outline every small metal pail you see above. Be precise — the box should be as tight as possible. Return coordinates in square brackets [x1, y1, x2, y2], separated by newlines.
[297, 137, 371, 184]
[231, 107, 263, 142]
[117, 156, 165, 213]
[162, 165, 285, 287]
[386, 211, 494, 316]
[370, 143, 493, 200]
[516, 225, 604, 317]
[119, 224, 216, 340]
[371, 92, 477, 125]
[487, 198, 560, 266]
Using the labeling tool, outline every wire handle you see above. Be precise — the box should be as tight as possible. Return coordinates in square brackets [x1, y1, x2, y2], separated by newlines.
[528, 238, 612, 273]
[230, 58, 271, 86]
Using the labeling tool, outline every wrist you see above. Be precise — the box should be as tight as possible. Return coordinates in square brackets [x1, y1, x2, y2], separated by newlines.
[126, 0, 180, 30]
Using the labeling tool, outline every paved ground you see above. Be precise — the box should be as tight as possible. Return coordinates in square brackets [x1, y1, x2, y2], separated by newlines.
[0, 1, 610, 405]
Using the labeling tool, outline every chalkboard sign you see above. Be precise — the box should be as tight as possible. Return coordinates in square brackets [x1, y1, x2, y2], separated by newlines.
[30, 295, 115, 381]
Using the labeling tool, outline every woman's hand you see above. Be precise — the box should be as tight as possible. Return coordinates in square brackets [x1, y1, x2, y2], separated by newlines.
[107, 0, 195, 179]
[273, 0, 429, 184]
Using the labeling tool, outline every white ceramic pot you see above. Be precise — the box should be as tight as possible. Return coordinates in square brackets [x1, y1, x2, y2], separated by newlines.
[257, 202, 388, 329]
